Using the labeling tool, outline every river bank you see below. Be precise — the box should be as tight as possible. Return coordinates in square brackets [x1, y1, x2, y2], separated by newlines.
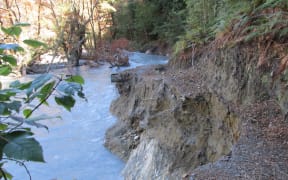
[105, 44, 288, 179]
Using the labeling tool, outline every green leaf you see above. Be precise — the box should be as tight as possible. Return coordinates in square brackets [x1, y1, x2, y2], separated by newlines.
[55, 96, 75, 111]
[5, 130, 33, 137]
[0, 101, 21, 115]
[23, 39, 47, 48]
[77, 91, 86, 100]
[23, 109, 32, 118]
[15, 46, 25, 52]
[25, 122, 48, 130]
[0, 140, 6, 161]
[0, 65, 12, 76]
[0, 168, 13, 180]
[10, 80, 32, 90]
[26, 114, 61, 122]
[1, 26, 22, 37]
[0, 104, 11, 115]
[3, 134, 44, 162]
[9, 81, 21, 88]
[1, 55, 17, 66]
[24, 114, 61, 129]
[26, 74, 52, 97]
[65, 75, 85, 85]
[37, 81, 55, 103]
[9, 116, 49, 130]
[0, 92, 13, 101]
[14, 22, 30, 27]
[6, 101, 22, 113]
[57, 82, 82, 96]
[0, 123, 8, 131]
[0, 90, 16, 101]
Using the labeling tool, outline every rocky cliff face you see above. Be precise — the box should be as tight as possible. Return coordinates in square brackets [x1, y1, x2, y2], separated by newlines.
[105, 45, 288, 179]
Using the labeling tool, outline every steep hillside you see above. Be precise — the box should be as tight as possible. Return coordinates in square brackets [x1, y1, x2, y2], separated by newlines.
[105, 43, 288, 179]
[105, 1, 288, 179]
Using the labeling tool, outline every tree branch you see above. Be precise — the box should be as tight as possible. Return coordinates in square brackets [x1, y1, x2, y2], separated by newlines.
[2, 158, 31, 180]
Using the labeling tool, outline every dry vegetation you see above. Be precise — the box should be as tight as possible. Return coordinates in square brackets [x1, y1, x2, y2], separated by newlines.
[0, 0, 129, 71]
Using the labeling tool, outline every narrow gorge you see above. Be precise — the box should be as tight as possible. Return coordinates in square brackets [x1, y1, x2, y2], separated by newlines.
[105, 44, 288, 179]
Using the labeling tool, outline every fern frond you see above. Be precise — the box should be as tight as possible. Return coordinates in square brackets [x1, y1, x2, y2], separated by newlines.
[255, 0, 286, 12]
[244, 31, 263, 42]
[279, 27, 288, 37]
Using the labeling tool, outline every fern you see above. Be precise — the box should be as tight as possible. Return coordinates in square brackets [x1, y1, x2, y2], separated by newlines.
[255, 0, 287, 12]
[171, 0, 288, 56]
[244, 31, 263, 42]
[279, 27, 288, 37]
[173, 39, 187, 56]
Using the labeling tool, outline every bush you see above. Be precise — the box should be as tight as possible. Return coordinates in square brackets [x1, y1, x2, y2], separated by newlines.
[0, 24, 85, 179]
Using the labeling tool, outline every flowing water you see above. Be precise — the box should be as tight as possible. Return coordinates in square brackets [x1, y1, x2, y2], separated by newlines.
[5, 52, 168, 180]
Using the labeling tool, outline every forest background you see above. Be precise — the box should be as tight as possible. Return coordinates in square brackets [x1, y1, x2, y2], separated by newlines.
[1, 0, 287, 69]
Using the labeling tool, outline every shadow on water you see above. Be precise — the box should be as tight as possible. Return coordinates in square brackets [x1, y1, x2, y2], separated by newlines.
[6, 52, 168, 180]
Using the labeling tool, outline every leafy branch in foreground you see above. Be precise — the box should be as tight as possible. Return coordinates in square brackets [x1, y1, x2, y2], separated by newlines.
[0, 24, 86, 179]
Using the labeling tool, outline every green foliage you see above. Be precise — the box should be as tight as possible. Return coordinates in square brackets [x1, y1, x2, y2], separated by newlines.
[55, 96, 76, 111]
[0, 66, 12, 76]
[0, 24, 85, 179]
[112, 0, 186, 44]
[173, 0, 288, 55]
[1, 26, 22, 37]
[23, 40, 47, 48]
[13, 23, 31, 27]
[65, 75, 85, 85]
[2, 131, 44, 162]
[1, 56, 17, 66]
[23, 109, 33, 118]
[173, 39, 187, 56]
[240, 1, 288, 42]
[113, 0, 288, 63]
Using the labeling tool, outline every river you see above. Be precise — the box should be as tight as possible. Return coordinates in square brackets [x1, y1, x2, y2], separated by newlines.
[5, 52, 168, 180]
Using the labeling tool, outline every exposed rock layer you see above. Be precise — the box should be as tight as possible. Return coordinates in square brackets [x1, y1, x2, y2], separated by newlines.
[105, 45, 288, 179]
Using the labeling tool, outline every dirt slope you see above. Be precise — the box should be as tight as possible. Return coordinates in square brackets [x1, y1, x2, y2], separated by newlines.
[105, 44, 288, 179]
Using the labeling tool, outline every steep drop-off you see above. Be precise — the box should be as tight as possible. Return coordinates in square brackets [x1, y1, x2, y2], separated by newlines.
[105, 44, 288, 179]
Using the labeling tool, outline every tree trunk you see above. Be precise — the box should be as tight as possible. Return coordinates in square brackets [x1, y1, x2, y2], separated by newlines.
[4, 0, 14, 25]
[37, 0, 42, 37]
[65, 21, 86, 66]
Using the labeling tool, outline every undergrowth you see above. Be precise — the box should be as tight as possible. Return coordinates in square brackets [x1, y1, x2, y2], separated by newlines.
[173, 0, 288, 76]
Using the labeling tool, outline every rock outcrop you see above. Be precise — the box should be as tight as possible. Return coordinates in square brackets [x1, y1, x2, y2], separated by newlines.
[105, 45, 288, 179]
